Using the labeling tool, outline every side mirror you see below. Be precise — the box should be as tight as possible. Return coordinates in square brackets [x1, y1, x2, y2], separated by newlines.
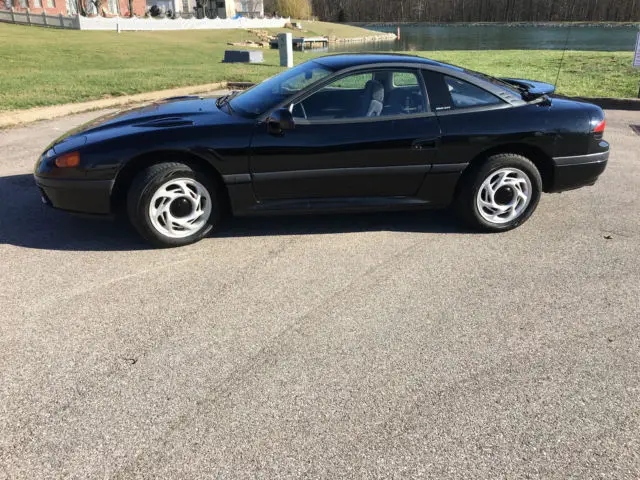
[267, 108, 295, 135]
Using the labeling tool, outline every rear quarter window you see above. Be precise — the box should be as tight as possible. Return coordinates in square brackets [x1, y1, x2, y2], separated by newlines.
[445, 76, 503, 109]
[393, 72, 419, 87]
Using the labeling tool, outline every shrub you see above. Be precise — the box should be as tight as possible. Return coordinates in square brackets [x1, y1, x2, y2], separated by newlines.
[271, 0, 312, 19]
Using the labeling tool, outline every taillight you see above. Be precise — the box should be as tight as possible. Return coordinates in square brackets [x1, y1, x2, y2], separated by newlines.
[593, 119, 606, 133]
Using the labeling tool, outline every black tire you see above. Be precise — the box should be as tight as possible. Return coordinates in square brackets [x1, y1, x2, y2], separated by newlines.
[126, 162, 220, 248]
[455, 153, 542, 232]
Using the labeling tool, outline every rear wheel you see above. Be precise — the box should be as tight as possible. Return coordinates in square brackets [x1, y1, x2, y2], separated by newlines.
[127, 162, 220, 247]
[456, 153, 542, 232]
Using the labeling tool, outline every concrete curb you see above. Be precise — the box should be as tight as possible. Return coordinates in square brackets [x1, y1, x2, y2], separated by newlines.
[0, 82, 229, 129]
[227, 82, 255, 90]
[575, 97, 640, 111]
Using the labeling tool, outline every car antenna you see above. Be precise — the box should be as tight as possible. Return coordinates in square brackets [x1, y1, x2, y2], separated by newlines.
[554, 25, 572, 90]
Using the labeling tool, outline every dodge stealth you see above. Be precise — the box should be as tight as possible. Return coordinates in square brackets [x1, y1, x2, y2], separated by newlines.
[34, 54, 609, 247]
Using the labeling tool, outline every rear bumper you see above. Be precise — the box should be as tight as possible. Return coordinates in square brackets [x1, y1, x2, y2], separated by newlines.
[548, 150, 609, 193]
[34, 176, 114, 215]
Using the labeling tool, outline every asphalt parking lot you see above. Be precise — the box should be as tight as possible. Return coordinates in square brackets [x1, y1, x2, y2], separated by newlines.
[1, 109, 639, 479]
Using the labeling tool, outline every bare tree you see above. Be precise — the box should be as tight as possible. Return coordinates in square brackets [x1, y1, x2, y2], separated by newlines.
[310, 0, 640, 22]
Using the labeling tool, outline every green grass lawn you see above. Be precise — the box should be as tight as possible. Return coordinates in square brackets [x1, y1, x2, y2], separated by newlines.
[1, 22, 638, 111]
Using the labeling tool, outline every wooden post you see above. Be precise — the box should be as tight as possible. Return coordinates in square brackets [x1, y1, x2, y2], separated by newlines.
[59, 12, 63, 26]
[25, 8, 30, 24]
[10, 6, 15, 22]
[42, 10, 47, 25]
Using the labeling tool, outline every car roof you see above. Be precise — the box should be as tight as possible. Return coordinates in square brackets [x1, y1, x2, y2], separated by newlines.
[313, 53, 465, 72]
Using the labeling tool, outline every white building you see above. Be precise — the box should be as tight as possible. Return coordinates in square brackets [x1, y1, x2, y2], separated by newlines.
[234, 0, 263, 16]
[146, 0, 263, 17]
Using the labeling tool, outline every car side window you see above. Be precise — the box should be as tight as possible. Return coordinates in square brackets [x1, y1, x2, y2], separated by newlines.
[444, 76, 503, 109]
[292, 70, 427, 122]
[330, 73, 373, 89]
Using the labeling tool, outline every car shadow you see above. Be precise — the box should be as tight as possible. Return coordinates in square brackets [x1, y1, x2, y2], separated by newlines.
[0, 174, 146, 252]
[220, 209, 466, 239]
[0, 173, 470, 252]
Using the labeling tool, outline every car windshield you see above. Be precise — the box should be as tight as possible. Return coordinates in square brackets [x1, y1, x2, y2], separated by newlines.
[228, 61, 333, 117]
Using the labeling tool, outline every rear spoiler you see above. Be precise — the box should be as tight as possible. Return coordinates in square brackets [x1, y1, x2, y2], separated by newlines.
[500, 78, 556, 98]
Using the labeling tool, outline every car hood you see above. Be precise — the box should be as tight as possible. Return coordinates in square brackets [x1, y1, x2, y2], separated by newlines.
[49, 96, 238, 153]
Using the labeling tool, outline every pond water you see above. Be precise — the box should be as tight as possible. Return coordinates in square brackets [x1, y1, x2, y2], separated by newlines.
[329, 24, 639, 52]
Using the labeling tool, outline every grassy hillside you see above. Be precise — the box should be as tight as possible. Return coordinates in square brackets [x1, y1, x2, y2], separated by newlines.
[1, 22, 638, 111]
[297, 20, 393, 38]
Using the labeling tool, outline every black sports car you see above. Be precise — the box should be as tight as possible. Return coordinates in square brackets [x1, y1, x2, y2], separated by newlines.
[34, 54, 609, 247]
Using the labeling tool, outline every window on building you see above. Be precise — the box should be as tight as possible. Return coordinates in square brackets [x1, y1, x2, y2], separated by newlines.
[66, 0, 77, 14]
[182, 0, 189, 12]
[107, 0, 119, 13]
[19, 0, 27, 8]
[33, 0, 42, 7]
[47, 0, 55, 7]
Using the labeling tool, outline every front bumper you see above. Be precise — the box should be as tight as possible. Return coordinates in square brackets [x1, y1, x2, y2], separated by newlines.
[34, 176, 114, 215]
[549, 150, 609, 193]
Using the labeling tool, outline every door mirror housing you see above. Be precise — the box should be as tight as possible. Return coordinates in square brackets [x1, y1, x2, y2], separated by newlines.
[267, 108, 295, 135]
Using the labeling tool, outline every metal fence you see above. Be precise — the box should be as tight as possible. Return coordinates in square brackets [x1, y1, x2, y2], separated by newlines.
[0, 9, 79, 28]
[0, 9, 286, 29]
[82, 14, 288, 30]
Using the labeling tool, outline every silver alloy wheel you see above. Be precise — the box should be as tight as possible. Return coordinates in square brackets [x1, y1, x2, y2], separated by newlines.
[148, 178, 212, 238]
[476, 167, 532, 224]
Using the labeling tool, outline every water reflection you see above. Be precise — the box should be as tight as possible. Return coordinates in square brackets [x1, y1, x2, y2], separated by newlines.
[329, 24, 638, 52]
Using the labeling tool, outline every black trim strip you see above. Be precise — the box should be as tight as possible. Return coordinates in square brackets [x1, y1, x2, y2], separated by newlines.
[294, 112, 435, 126]
[433, 103, 512, 116]
[222, 173, 252, 184]
[553, 151, 609, 167]
[249, 195, 430, 212]
[34, 176, 115, 190]
[430, 163, 468, 173]
[253, 165, 431, 181]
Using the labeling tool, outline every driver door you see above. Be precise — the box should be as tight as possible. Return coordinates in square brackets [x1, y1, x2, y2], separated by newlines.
[249, 68, 441, 201]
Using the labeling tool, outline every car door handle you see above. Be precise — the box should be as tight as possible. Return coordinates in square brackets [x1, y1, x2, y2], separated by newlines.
[412, 138, 439, 150]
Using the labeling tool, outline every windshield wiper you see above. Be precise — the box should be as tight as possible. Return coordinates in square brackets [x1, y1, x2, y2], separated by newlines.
[215, 93, 230, 108]
[216, 90, 240, 113]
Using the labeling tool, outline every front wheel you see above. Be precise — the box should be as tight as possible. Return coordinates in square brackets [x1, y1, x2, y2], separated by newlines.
[456, 154, 542, 232]
[127, 162, 220, 247]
